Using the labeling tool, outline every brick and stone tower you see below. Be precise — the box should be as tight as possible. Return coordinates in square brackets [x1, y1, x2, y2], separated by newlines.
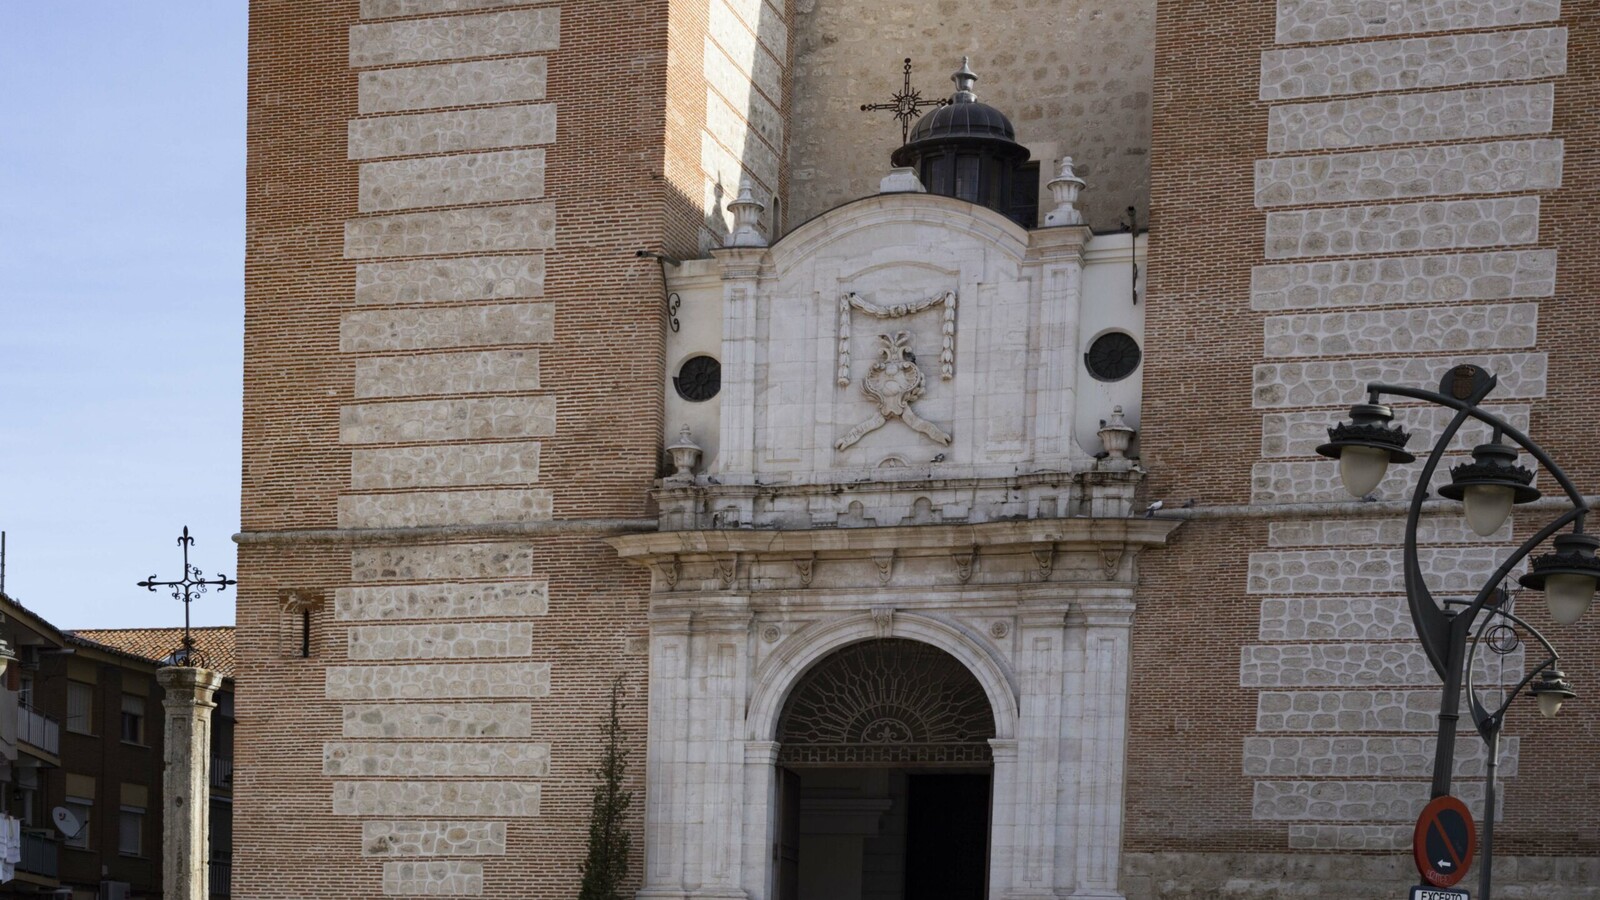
[237, 0, 1600, 898]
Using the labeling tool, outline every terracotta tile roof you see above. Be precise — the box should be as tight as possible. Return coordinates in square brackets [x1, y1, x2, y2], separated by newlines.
[69, 626, 236, 679]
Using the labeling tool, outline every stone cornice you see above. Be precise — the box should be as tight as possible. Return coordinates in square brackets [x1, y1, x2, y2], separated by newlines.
[608, 517, 1182, 563]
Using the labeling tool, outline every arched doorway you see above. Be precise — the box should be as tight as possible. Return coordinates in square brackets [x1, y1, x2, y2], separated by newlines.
[773, 639, 997, 900]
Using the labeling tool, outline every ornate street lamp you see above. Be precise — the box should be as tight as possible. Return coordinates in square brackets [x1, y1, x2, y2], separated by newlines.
[1317, 364, 1591, 900]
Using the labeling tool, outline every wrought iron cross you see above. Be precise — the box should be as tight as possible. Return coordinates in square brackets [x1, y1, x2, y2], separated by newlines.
[860, 58, 948, 145]
[137, 526, 235, 668]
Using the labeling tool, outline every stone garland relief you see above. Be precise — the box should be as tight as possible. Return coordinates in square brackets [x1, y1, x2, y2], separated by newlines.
[835, 290, 956, 386]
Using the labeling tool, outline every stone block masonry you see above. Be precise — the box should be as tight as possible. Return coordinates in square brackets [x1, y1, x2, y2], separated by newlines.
[336, 580, 548, 620]
[1261, 302, 1538, 357]
[350, 442, 543, 489]
[335, 486, 554, 528]
[352, 349, 542, 398]
[1259, 27, 1567, 101]
[1222, 0, 1568, 862]
[358, 57, 546, 114]
[333, 781, 541, 818]
[383, 861, 483, 896]
[345, 622, 535, 659]
[343, 203, 557, 258]
[1267, 84, 1556, 153]
[323, 741, 551, 777]
[341, 303, 553, 352]
[1251, 250, 1557, 312]
[339, 396, 556, 444]
[348, 8, 561, 66]
[1264, 196, 1541, 259]
[1254, 140, 1563, 207]
[347, 103, 557, 160]
[341, 703, 534, 739]
[362, 821, 507, 857]
[358, 148, 546, 213]
[325, 661, 552, 700]
[1274, 0, 1560, 43]
[354, 255, 545, 305]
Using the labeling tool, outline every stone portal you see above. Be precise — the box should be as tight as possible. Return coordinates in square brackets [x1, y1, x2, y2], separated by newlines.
[775, 640, 994, 900]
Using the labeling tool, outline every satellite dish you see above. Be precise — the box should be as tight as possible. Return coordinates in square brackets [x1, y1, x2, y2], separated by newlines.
[51, 806, 81, 838]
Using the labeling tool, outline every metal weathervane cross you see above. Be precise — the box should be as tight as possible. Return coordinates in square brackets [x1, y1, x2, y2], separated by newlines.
[137, 526, 235, 668]
[860, 57, 948, 145]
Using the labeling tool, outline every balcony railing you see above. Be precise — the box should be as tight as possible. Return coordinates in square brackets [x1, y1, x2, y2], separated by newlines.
[209, 854, 232, 896]
[210, 756, 233, 789]
[19, 830, 59, 878]
[17, 704, 60, 756]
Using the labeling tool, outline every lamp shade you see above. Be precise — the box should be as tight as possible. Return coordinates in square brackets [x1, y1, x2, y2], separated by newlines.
[1316, 402, 1415, 498]
[1530, 668, 1576, 719]
[1518, 532, 1600, 625]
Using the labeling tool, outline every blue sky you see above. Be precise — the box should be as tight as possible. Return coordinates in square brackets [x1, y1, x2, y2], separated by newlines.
[0, 4, 247, 629]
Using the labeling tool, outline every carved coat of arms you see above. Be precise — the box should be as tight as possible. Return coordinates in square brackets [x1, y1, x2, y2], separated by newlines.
[835, 332, 953, 450]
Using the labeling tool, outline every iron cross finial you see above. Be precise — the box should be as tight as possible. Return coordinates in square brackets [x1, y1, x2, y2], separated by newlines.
[137, 526, 235, 667]
[860, 57, 949, 145]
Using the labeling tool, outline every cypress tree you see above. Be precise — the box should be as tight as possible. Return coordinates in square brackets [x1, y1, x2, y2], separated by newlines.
[578, 676, 633, 900]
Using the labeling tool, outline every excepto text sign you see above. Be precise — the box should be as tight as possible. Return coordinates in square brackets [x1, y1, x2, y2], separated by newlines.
[1412, 887, 1469, 900]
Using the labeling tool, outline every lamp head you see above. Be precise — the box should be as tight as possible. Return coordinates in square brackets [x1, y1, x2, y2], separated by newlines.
[1438, 441, 1540, 536]
[1315, 402, 1415, 497]
[1518, 532, 1600, 625]
[1530, 667, 1576, 719]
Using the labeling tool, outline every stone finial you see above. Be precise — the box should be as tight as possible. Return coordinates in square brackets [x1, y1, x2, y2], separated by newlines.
[951, 57, 978, 103]
[1098, 406, 1135, 459]
[726, 179, 767, 247]
[665, 424, 703, 481]
[879, 166, 927, 194]
[1044, 156, 1087, 226]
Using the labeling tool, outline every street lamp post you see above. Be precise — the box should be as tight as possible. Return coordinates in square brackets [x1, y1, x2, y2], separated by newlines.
[1316, 364, 1594, 900]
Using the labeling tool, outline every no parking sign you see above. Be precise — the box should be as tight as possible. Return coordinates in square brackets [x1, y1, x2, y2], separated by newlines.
[1413, 795, 1476, 889]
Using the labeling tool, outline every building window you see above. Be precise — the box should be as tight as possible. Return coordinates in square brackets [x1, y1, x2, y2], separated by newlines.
[673, 355, 721, 402]
[66, 681, 94, 735]
[118, 806, 145, 856]
[120, 694, 145, 744]
[62, 797, 92, 850]
[1084, 331, 1142, 382]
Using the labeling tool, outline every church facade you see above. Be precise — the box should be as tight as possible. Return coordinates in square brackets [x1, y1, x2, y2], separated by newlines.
[235, 1, 1600, 898]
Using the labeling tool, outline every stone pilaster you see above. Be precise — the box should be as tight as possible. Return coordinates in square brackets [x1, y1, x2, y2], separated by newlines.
[158, 665, 223, 900]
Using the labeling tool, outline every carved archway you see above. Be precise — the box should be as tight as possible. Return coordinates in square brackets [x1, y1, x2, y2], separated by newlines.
[746, 611, 1019, 744]
[777, 638, 996, 767]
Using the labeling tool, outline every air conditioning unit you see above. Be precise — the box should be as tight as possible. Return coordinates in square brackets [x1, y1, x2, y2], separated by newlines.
[98, 881, 131, 900]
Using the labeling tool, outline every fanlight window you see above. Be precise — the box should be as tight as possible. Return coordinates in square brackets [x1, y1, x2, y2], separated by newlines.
[777, 639, 995, 766]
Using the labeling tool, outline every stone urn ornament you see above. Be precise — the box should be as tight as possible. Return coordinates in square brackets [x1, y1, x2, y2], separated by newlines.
[835, 332, 952, 450]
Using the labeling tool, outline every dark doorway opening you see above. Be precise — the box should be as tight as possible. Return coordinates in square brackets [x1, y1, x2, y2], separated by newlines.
[905, 773, 990, 900]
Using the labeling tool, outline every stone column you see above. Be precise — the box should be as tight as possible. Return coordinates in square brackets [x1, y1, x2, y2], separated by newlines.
[158, 665, 223, 900]
[1007, 612, 1069, 899]
[639, 611, 693, 900]
[1067, 600, 1136, 900]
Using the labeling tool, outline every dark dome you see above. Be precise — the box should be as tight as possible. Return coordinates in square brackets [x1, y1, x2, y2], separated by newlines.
[885, 58, 1037, 225]
[903, 98, 1016, 145]
[890, 58, 1029, 169]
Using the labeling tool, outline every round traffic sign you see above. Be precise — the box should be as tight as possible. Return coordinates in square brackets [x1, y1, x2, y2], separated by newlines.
[1413, 795, 1475, 887]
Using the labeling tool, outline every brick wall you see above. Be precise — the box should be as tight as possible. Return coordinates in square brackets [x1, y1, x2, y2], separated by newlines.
[237, 0, 695, 894]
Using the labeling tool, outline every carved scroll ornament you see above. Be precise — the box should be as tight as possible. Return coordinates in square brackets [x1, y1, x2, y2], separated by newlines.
[835, 332, 953, 451]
